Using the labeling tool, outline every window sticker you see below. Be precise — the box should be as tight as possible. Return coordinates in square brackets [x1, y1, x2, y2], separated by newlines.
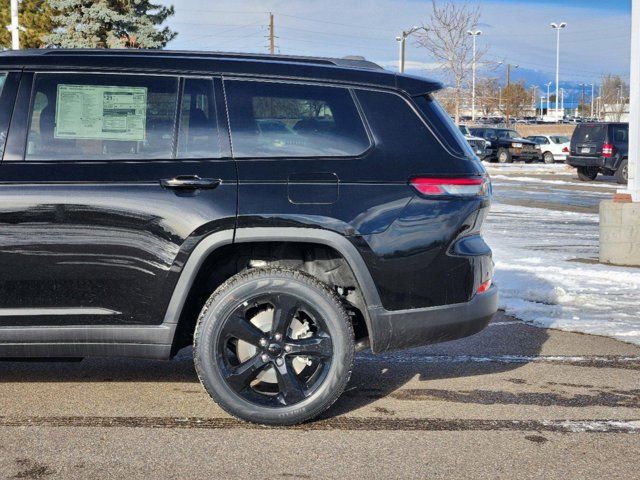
[54, 85, 147, 141]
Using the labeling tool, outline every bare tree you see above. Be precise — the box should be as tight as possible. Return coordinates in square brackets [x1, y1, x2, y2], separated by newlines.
[416, 0, 484, 123]
[600, 74, 629, 122]
[476, 77, 500, 117]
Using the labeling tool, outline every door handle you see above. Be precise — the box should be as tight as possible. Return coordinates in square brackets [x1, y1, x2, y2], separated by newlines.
[160, 175, 221, 190]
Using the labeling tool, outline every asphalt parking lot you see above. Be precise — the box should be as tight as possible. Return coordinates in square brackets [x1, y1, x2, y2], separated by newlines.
[1, 164, 638, 480]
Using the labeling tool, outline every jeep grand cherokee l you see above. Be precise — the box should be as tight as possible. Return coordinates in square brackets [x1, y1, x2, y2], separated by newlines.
[0, 49, 497, 425]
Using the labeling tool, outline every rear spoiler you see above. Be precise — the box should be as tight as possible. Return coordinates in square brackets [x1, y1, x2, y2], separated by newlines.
[395, 72, 442, 97]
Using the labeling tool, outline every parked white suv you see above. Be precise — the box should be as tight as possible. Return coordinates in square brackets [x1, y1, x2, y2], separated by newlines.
[526, 135, 571, 164]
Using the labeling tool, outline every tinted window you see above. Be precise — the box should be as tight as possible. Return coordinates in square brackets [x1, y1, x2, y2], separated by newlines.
[497, 130, 519, 140]
[613, 126, 628, 143]
[26, 73, 178, 161]
[177, 78, 221, 158]
[225, 80, 370, 158]
[573, 125, 606, 144]
[413, 95, 473, 157]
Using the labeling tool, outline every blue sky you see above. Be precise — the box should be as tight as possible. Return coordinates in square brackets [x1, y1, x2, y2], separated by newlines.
[156, 0, 632, 88]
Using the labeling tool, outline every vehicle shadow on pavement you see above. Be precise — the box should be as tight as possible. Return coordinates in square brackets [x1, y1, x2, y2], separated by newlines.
[324, 313, 550, 417]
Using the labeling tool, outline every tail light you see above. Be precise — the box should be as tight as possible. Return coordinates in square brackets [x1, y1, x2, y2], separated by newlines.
[562, 146, 569, 153]
[410, 177, 489, 197]
[477, 279, 492, 294]
[602, 143, 614, 157]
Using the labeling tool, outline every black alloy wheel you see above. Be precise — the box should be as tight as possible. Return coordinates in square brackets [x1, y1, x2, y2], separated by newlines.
[194, 268, 354, 425]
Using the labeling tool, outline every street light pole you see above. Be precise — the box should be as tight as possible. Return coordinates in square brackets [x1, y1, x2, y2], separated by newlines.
[396, 26, 422, 73]
[550, 22, 567, 120]
[545, 82, 552, 115]
[467, 29, 482, 122]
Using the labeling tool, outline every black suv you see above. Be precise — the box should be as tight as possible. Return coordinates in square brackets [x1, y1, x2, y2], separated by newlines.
[567, 122, 628, 183]
[0, 50, 497, 425]
[469, 127, 539, 163]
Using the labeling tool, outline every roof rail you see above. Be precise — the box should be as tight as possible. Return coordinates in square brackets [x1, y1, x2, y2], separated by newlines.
[0, 49, 384, 71]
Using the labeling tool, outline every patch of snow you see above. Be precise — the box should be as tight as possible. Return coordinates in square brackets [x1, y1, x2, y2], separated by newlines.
[490, 174, 617, 189]
[542, 419, 640, 433]
[360, 354, 640, 364]
[485, 202, 640, 345]
[483, 162, 572, 175]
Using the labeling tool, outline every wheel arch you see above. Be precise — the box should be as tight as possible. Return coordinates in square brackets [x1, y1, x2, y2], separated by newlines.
[164, 228, 383, 355]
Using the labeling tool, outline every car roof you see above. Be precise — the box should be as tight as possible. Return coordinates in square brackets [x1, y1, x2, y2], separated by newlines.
[0, 49, 442, 96]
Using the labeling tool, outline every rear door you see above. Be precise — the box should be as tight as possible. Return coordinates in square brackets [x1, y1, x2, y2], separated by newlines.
[0, 71, 236, 327]
[571, 124, 607, 156]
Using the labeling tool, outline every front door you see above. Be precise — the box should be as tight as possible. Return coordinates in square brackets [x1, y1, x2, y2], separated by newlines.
[0, 71, 236, 327]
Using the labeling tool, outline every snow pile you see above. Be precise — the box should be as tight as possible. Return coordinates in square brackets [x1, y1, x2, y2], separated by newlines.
[483, 162, 572, 175]
[485, 202, 640, 345]
[490, 174, 618, 189]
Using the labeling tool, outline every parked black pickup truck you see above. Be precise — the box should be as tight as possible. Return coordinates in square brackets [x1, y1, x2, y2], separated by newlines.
[469, 127, 540, 163]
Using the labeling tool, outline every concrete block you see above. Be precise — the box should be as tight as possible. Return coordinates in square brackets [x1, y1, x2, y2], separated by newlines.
[599, 200, 623, 226]
[599, 200, 640, 266]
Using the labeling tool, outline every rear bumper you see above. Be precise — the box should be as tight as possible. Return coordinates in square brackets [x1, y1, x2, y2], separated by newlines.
[567, 155, 605, 167]
[368, 285, 498, 353]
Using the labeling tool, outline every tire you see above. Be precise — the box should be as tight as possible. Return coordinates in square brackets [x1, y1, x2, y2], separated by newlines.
[194, 268, 355, 425]
[543, 151, 555, 164]
[615, 159, 628, 184]
[497, 148, 512, 163]
[577, 166, 599, 181]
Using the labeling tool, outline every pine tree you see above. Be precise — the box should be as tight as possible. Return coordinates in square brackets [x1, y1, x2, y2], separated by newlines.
[0, 0, 54, 49]
[43, 0, 177, 48]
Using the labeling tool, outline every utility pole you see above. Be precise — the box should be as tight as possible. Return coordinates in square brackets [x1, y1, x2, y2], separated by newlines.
[545, 82, 552, 116]
[505, 63, 515, 127]
[550, 22, 567, 119]
[269, 12, 275, 55]
[590, 83, 595, 118]
[396, 27, 422, 73]
[581, 83, 586, 118]
[467, 30, 482, 122]
[7, 0, 20, 50]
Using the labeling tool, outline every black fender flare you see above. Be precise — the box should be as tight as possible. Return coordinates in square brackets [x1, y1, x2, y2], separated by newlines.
[163, 227, 388, 352]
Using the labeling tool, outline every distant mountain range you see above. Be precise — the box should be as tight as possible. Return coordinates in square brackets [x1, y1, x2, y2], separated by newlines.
[403, 64, 604, 109]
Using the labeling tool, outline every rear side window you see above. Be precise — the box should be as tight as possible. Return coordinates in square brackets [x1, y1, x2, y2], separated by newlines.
[177, 78, 220, 158]
[572, 125, 606, 144]
[413, 95, 474, 158]
[224, 80, 370, 158]
[612, 126, 628, 143]
[26, 73, 178, 161]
